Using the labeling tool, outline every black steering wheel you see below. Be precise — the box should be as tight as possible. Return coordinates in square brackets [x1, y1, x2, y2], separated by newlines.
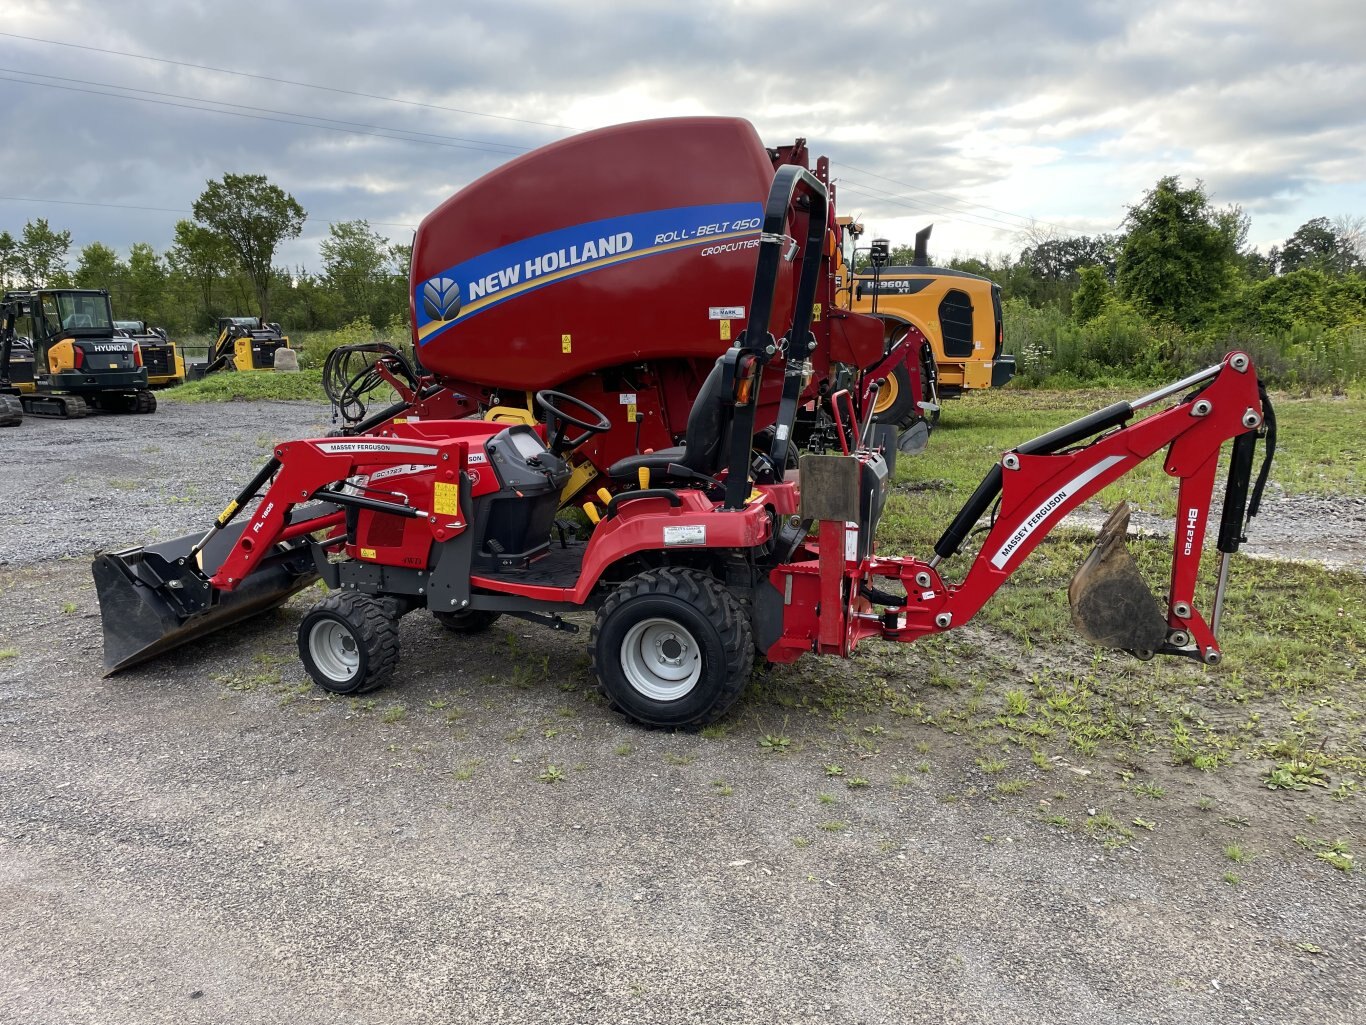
[535, 389, 612, 455]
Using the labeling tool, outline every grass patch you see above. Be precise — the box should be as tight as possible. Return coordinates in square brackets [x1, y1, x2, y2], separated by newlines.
[161, 369, 327, 404]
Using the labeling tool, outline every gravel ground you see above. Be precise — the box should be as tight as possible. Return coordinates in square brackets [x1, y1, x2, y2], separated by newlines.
[0, 401, 1362, 1024]
[0, 400, 336, 566]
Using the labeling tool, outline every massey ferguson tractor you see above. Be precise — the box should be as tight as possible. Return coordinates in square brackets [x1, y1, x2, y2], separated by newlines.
[93, 118, 1275, 729]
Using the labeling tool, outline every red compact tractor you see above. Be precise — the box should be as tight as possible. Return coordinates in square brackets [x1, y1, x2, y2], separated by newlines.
[320, 119, 930, 516]
[94, 148, 1276, 728]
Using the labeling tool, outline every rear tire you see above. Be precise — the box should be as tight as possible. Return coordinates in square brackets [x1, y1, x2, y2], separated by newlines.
[134, 390, 157, 414]
[433, 608, 501, 633]
[589, 567, 753, 729]
[298, 591, 400, 695]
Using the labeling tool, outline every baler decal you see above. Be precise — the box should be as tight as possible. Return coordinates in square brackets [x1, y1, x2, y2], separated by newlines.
[416, 202, 763, 344]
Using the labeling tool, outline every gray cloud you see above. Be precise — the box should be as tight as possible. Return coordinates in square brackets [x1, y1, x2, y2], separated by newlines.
[1, 0, 1361, 266]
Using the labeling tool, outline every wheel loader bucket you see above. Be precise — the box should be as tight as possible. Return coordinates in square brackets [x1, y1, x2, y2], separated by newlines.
[93, 523, 318, 675]
[1068, 502, 1168, 654]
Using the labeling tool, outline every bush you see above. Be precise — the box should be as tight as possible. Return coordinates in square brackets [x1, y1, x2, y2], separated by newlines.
[1003, 298, 1171, 385]
[290, 316, 410, 370]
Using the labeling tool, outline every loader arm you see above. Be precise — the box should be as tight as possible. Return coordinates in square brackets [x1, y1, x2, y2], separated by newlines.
[208, 435, 478, 591]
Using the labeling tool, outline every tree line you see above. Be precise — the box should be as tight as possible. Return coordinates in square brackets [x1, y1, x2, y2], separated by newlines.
[1, 172, 1362, 386]
[0, 173, 411, 335]
[921, 178, 1365, 387]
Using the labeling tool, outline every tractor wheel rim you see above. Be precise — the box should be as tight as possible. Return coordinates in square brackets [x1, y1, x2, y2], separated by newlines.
[873, 371, 900, 414]
[309, 620, 360, 682]
[620, 617, 701, 701]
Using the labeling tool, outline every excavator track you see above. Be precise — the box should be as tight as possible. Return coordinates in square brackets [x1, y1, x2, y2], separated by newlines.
[0, 393, 22, 427]
[20, 393, 89, 419]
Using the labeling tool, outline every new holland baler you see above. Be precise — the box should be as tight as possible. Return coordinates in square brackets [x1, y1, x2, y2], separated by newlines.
[321, 118, 926, 511]
[93, 122, 1275, 730]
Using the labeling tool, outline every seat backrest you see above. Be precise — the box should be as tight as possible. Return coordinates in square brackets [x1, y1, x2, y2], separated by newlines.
[681, 357, 728, 473]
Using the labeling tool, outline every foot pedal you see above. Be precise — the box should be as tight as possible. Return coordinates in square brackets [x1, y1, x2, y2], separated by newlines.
[1068, 502, 1167, 654]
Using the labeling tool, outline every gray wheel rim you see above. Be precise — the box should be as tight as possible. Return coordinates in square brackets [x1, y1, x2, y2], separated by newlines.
[309, 619, 360, 682]
[620, 616, 701, 701]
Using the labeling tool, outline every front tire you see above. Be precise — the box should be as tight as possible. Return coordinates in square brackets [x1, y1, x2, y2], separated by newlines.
[298, 591, 400, 695]
[589, 568, 753, 728]
[871, 359, 919, 428]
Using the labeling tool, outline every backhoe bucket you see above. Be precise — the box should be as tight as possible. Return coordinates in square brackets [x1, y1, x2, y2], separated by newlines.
[1068, 502, 1168, 654]
[93, 523, 318, 675]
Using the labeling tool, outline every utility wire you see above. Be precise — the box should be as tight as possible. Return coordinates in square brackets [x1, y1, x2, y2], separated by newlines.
[0, 74, 527, 157]
[0, 30, 576, 133]
[838, 160, 1076, 235]
[836, 178, 1041, 237]
[0, 67, 529, 153]
[1, 32, 1082, 235]
[0, 195, 420, 231]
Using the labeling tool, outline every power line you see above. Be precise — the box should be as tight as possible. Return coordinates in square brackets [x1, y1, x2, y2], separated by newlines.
[836, 178, 1041, 237]
[0, 30, 577, 133]
[0, 74, 527, 157]
[837, 160, 1077, 236]
[0, 195, 419, 231]
[1, 67, 528, 153]
[1, 31, 1082, 238]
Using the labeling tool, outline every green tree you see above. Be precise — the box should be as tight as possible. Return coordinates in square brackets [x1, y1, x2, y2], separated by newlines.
[191, 173, 305, 323]
[1279, 217, 1358, 275]
[74, 241, 128, 309]
[1071, 265, 1113, 323]
[126, 243, 167, 322]
[1241, 268, 1364, 333]
[1115, 176, 1239, 329]
[320, 220, 392, 328]
[16, 218, 73, 288]
[167, 219, 232, 324]
[0, 231, 17, 290]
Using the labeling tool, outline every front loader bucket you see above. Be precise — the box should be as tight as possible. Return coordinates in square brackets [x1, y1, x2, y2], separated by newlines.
[93, 522, 318, 675]
[1068, 502, 1168, 654]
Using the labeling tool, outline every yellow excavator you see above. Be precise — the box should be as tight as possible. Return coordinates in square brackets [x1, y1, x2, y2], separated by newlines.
[1, 288, 156, 420]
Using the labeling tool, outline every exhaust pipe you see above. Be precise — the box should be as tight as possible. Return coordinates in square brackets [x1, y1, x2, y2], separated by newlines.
[913, 224, 933, 266]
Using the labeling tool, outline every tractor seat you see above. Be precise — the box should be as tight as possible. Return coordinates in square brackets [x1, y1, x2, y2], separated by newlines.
[607, 357, 726, 481]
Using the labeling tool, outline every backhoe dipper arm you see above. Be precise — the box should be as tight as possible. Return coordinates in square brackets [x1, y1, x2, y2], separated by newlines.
[892, 353, 1267, 660]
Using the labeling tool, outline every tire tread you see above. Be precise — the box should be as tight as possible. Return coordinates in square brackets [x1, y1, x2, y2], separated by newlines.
[300, 590, 400, 694]
[589, 567, 753, 728]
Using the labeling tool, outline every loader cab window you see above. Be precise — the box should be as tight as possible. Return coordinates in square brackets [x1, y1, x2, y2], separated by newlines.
[937, 288, 974, 359]
[55, 293, 114, 334]
[40, 295, 60, 337]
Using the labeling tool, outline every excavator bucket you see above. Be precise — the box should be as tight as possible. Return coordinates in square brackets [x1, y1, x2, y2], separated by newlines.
[1068, 502, 1169, 654]
[93, 523, 318, 675]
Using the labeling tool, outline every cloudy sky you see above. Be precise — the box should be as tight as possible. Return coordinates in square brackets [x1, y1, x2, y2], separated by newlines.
[2, 0, 1363, 271]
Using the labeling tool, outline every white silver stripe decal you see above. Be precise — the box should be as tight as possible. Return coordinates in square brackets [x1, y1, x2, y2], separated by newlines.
[315, 441, 439, 457]
[990, 455, 1126, 569]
